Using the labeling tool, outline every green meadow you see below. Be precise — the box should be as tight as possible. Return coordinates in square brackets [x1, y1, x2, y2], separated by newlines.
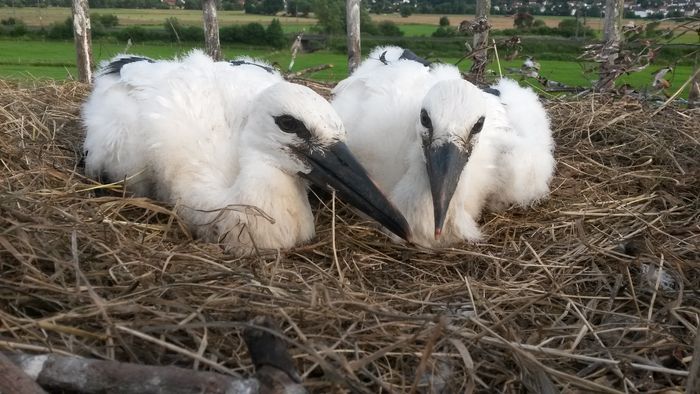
[0, 38, 692, 96]
[0, 7, 695, 94]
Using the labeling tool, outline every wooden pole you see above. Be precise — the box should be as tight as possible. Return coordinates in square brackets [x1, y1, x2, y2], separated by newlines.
[597, 0, 624, 91]
[470, 0, 491, 81]
[71, 0, 92, 83]
[202, 0, 221, 61]
[346, 0, 361, 74]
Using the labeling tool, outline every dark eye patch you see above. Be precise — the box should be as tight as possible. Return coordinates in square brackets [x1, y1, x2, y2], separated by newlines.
[274, 115, 311, 139]
[471, 116, 485, 136]
[420, 109, 432, 130]
[420, 109, 433, 148]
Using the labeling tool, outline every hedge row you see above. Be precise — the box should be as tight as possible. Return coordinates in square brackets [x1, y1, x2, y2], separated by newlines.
[0, 16, 289, 48]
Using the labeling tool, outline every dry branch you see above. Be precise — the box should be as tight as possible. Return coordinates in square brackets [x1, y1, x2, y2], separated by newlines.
[4, 352, 260, 394]
[1, 317, 307, 394]
[688, 330, 700, 394]
[287, 64, 333, 79]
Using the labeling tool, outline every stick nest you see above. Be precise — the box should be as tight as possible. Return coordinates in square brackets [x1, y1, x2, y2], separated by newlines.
[0, 79, 698, 393]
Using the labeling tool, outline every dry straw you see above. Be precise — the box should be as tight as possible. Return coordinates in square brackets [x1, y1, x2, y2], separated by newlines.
[0, 79, 698, 393]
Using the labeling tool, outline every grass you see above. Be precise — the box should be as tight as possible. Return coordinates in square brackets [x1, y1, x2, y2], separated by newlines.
[1, 38, 693, 96]
[398, 24, 438, 37]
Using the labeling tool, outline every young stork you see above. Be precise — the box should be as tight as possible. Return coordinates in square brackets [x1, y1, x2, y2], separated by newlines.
[332, 46, 555, 247]
[82, 50, 410, 255]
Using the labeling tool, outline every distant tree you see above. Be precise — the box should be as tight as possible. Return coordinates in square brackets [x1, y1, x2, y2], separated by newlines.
[92, 13, 119, 28]
[313, 0, 375, 35]
[164, 17, 182, 41]
[261, 0, 284, 14]
[313, 0, 343, 33]
[400, 3, 413, 17]
[377, 20, 403, 36]
[0, 17, 27, 37]
[244, 0, 257, 13]
[287, 0, 311, 16]
[432, 26, 457, 37]
[588, 5, 601, 17]
[47, 17, 72, 39]
[266, 18, 286, 48]
[439, 16, 449, 26]
[557, 18, 594, 37]
[221, 0, 244, 10]
[370, 0, 392, 14]
[183, 0, 201, 10]
[514, 11, 534, 28]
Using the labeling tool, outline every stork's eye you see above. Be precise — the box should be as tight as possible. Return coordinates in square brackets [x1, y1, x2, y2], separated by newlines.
[274, 115, 305, 134]
[420, 109, 432, 130]
[470, 116, 485, 135]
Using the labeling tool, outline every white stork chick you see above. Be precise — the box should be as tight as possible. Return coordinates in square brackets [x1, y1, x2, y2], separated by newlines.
[82, 50, 410, 255]
[332, 46, 555, 247]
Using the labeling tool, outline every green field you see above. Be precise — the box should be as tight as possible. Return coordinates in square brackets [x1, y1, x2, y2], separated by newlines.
[4, 7, 694, 40]
[0, 38, 693, 95]
[1, 7, 695, 92]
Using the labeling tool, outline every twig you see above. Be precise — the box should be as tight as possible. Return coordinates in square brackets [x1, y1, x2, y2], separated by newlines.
[287, 64, 333, 78]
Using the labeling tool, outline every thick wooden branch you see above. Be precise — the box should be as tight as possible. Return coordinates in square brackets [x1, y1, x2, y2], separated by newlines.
[3, 316, 307, 394]
[469, 0, 491, 81]
[202, 0, 221, 61]
[5, 352, 259, 394]
[346, 0, 361, 74]
[0, 352, 47, 394]
[597, 0, 624, 91]
[71, 0, 92, 83]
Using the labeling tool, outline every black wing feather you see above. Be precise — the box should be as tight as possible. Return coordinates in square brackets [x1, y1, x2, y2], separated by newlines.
[101, 56, 154, 76]
[229, 60, 276, 74]
[399, 49, 432, 66]
[481, 87, 501, 97]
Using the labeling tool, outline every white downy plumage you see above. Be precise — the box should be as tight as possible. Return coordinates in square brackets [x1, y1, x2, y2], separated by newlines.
[82, 50, 410, 255]
[332, 46, 555, 247]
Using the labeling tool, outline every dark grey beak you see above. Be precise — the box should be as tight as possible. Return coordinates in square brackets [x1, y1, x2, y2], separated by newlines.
[425, 141, 470, 239]
[298, 142, 412, 241]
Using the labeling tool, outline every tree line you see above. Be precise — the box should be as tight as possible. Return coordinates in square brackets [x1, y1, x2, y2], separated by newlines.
[0, 0, 617, 17]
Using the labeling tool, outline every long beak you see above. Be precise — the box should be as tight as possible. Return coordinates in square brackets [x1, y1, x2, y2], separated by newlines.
[425, 141, 470, 239]
[299, 142, 412, 241]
